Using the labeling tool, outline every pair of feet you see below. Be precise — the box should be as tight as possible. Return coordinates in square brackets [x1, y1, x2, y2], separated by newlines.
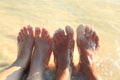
[15, 25, 52, 79]
[53, 25, 100, 80]
[13, 24, 100, 80]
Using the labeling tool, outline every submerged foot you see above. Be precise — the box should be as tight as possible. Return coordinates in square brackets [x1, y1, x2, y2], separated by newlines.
[53, 26, 74, 80]
[76, 24, 102, 80]
[77, 24, 99, 65]
[27, 27, 52, 80]
[13, 25, 34, 69]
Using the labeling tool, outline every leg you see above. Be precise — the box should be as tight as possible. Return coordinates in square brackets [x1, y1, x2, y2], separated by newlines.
[27, 27, 52, 80]
[53, 26, 75, 80]
[76, 24, 102, 80]
[0, 25, 34, 80]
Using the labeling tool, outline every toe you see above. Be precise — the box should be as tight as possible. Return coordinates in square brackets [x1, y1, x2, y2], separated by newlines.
[35, 27, 41, 38]
[43, 29, 49, 40]
[65, 25, 74, 38]
[85, 25, 91, 36]
[41, 28, 47, 39]
[85, 25, 93, 40]
[27, 25, 34, 37]
[45, 32, 51, 42]
[17, 34, 20, 43]
[77, 24, 86, 34]
[53, 28, 65, 44]
[58, 28, 65, 39]
[92, 31, 100, 48]
[45, 31, 50, 41]
[20, 28, 26, 40]
[92, 31, 96, 42]
[95, 32, 100, 48]
[76, 24, 86, 40]
[41, 28, 51, 42]
[19, 31, 24, 41]
[23, 26, 28, 37]
[65, 25, 74, 49]
[56, 28, 65, 41]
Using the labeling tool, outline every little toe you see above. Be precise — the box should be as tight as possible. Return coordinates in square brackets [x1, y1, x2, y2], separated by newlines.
[18, 32, 21, 40]
[92, 31, 96, 42]
[21, 28, 27, 40]
[27, 25, 34, 37]
[95, 32, 100, 48]
[35, 27, 41, 38]
[17, 36, 20, 43]
[19, 31, 24, 41]
[92, 31, 100, 49]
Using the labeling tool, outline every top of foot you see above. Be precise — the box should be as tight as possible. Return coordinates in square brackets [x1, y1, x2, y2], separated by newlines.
[53, 26, 75, 71]
[76, 24, 100, 65]
[32, 27, 52, 67]
[15, 25, 34, 69]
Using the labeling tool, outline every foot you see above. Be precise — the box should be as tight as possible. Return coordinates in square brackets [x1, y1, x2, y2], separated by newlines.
[53, 26, 74, 80]
[0, 26, 34, 80]
[77, 24, 99, 65]
[76, 24, 102, 80]
[27, 27, 52, 80]
[13, 25, 34, 69]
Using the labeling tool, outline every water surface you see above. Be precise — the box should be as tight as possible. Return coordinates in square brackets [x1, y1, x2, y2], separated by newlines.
[0, 0, 120, 80]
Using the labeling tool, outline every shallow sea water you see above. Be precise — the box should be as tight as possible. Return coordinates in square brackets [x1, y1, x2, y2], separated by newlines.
[0, 0, 120, 80]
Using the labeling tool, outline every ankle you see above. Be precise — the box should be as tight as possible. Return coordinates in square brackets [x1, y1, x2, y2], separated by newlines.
[57, 66, 72, 74]
[56, 68, 71, 80]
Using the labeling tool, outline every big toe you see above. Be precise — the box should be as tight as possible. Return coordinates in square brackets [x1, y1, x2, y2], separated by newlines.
[41, 28, 51, 43]
[76, 24, 86, 39]
[53, 28, 65, 44]
[65, 25, 74, 38]
[65, 25, 75, 49]
[41, 28, 48, 39]
[35, 27, 41, 38]
[85, 25, 94, 39]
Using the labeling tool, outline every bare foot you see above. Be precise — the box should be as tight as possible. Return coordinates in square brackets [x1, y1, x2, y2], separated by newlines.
[53, 26, 74, 80]
[13, 25, 34, 69]
[76, 24, 99, 65]
[0, 25, 35, 80]
[27, 27, 52, 80]
[76, 24, 102, 80]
